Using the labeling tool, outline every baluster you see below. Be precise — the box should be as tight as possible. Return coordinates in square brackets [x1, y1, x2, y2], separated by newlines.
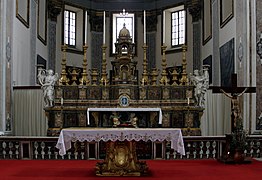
[206, 141, 210, 159]
[9, 142, 14, 159]
[192, 142, 197, 159]
[74, 151, 78, 159]
[54, 152, 58, 159]
[15, 144, 19, 159]
[256, 141, 260, 158]
[48, 147, 51, 159]
[41, 142, 45, 159]
[166, 152, 170, 159]
[199, 141, 204, 159]
[186, 143, 191, 159]
[34, 142, 39, 159]
[68, 152, 71, 159]
[2, 141, 7, 159]
[250, 141, 254, 157]
[81, 152, 85, 160]
[173, 151, 177, 159]
[212, 141, 216, 158]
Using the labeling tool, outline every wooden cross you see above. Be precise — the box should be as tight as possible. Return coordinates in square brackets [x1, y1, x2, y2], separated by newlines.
[210, 74, 256, 133]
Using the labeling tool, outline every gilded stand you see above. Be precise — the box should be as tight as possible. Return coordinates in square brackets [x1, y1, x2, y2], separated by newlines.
[179, 45, 188, 85]
[100, 44, 109, 85]
[59, 44, 69, 85]
[80, 44, 90, 85]
[141, 44, 149, 85]
[95, 141, 148, 176]
[159, 45, 169, 85]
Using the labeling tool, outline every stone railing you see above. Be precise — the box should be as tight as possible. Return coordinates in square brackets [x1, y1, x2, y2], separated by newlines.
[0, 136, 261, 160]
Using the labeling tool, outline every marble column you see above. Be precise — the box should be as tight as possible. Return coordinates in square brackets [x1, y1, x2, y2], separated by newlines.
[0, 0, 13, 135]
[187, 0, 202, 71]
[30, 0, 37, 85]
[212, 0, 220, 86]
[47, 0, 62, 70]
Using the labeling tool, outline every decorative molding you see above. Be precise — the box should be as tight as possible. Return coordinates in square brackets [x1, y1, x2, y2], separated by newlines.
[220, 0, 234, 28]
[16, 0, 30, 28]
[202, 0, 212, 45]
[47, 0, 62, 22]
[187, 0, 202, 22]
[38, 0, 47, 45]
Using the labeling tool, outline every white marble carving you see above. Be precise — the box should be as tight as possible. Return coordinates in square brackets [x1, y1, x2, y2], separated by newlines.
[38, 69, 59, 107]
[190, 67, 209, 108]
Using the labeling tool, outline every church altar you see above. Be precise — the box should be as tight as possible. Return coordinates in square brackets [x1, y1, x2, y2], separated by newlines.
[56, 128, 185, 176]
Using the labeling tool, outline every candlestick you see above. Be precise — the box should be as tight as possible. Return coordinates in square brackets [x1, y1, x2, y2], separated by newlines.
[84, 11, 87, 44]
[103, 11, 106, 44]
[163, 11, 165, 44]
[144, 10, 146, 44]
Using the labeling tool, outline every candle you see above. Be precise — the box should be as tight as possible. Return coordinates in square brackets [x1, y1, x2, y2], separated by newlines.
[64, 11, 67, 44]
[103, 11, 106, 44]
[61, 97, 63, 106]
[163, 11, 165, 44]
[187, 97, 190, 105]
[144, 10, 146, 44]
[84, 11, 87, 44]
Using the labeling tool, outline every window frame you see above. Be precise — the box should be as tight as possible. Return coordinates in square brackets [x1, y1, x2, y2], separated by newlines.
[171, 9, 186, 48]
[163, 4, 187, 53]
[62, 4, 84, 54]
[64, 9, 77, 48]
[110, 11, 137, 56]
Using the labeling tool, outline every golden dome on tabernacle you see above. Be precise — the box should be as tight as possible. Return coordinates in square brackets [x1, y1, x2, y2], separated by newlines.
[119, 23, 130, 38]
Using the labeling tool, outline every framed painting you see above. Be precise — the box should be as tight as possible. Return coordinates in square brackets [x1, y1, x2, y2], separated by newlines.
[37, 0, 47, 45]
[220, 38, 235, 87]
[16, 0, 30, 28]
[220, 0, 234, 28]
[202, 0, 212, 45]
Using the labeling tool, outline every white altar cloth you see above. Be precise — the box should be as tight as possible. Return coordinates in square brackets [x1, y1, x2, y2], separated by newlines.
[56, 128, 185, 156]
[87, 107, 162, 125]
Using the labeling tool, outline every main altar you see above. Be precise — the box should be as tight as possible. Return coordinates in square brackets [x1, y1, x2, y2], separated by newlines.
[42, 23, 206, 162]
[56, 128, 185, 176]
[44, 25, 204, 135]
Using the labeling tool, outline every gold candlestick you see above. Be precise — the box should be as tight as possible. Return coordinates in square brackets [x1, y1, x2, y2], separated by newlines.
[141, 44, 149, 86]
[60, 44, 69, 85]
[180, 45, 188, 85]
[159, 45, 169, 85]
[100, 44, 109, 85]
[80, 44, 90, 85]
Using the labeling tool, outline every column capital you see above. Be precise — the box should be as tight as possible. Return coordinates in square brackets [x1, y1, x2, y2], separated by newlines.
[48, 0, 63, 22]
[186, 0, 202, 22]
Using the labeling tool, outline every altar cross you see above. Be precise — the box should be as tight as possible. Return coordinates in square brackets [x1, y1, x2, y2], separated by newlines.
[210, 74, 256, 133]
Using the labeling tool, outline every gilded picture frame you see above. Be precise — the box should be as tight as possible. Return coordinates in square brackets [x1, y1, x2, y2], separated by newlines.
[220, 0, 234, 28]
[16, 0, 30, 28]
[37, 0, 47, 45]
[202, 0, 212, 45]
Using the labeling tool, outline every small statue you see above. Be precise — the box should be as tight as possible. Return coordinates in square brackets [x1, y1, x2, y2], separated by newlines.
[130, 113, 138, 128]
[110, 112, 120, 127]
[190, 68, 209, 108]
[38, 69, 59, 107]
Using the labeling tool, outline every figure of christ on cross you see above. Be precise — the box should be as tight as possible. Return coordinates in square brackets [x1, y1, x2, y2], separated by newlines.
[210, 74, 256, 133]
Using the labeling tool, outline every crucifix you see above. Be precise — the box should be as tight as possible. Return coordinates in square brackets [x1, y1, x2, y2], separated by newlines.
[210, 74, 256, 133]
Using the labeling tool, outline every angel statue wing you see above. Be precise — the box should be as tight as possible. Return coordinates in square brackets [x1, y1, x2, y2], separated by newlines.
[37, 68, 46, 86]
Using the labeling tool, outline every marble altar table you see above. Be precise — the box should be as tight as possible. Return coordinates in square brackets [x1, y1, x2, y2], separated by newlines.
[56, 128, 185, 176]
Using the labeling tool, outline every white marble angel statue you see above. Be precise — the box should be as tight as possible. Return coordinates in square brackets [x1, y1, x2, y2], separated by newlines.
[38, 69, 59, 107]
[190, 67, 209, 108]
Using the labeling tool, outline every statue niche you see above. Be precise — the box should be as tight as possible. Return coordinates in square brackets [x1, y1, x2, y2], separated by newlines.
[110, 24, 138, 85]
